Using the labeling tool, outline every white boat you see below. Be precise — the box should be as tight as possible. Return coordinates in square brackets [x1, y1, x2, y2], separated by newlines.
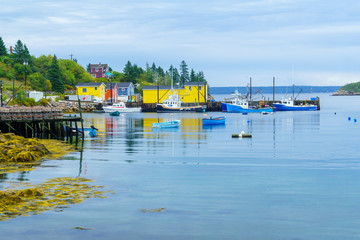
[273, 98, 317, 111]
[156, 94, 205, 112]
[102, 102, 141, 113]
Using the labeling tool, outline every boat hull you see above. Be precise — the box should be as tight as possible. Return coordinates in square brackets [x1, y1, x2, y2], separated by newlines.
[273, 104, 317, 111]
[156, 104, 206, 113]
[202, 117, 226, 125]
[221, 103, 227, 112]
[152, 120, 180, 128]
[226, 103, 273, 113]
[103, 107, 141, 113]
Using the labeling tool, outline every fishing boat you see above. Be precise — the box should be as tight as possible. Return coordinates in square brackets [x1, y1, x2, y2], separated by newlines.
[156, 94, 206, 112]
[273, 98, 317, 111]
[202, 116, 226, 125]
[226, 99, 273, 113]
[109, 111, 120, 116]
[152, 120, 180, 128]
[103, 102, 141, 113]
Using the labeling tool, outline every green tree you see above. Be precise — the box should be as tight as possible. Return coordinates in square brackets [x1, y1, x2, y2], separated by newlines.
[48, 55, 64, 93]
[12, 40, 30, 64]
[190, 69, 196, 82]
[196, 71, 205, 82]
[179, 60, 189, 87]
[0, 37, 7, 56]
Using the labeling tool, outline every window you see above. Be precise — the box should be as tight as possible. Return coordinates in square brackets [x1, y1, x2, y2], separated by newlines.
[189, 86, 192, 90]
[92, 68, 95, 72]
[91, 74, 96, 78]
[199, 86, 202, 90]
[82, 88, 87, 93]
[95, 87, 97, 90]
[122, 88, 125, 91]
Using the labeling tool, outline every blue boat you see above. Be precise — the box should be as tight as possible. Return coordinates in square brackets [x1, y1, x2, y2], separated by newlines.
[273, 98, 317, 111]
[88, 125, 98, 137]
[226, 99, 273, 113]
[202, 116, 226, 125]
[152, 120, 180, 128]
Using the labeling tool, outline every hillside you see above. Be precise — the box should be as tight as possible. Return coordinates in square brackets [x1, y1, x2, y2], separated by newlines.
[332, 82, 360, 96]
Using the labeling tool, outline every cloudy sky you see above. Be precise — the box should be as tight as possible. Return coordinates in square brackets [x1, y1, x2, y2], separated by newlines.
[1, 0, 359, 86]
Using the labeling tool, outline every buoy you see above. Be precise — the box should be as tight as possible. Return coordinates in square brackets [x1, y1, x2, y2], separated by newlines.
[348, 117, 351, 121]
[334, 112, 336, 115]
[203, 114, 207, 116]
[121, 114, 124, 117]
[247, 120, 250, 124]
[355, 119, 357, 122]
[171, 113, 173, 116]
[232, 131, 252, 138]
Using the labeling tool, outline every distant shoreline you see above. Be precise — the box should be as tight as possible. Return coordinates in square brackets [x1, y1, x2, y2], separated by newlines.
[331, 89, 360, 96]
[210, 86, 341, 94]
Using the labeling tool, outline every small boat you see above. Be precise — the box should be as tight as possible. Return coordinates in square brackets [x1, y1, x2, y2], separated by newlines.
[152, 120, 180, 128]
[109, 111, 120, 116]
[273, 98, 317, 111]
[202, 116, 226, 125]
[103, 102, 141, 113]
[89, 125, 98, 137]
[226, 99, 273, 113]
[156, 94, 206, 113]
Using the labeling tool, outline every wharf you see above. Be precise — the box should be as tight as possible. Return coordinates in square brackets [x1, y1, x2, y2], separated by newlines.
[127, 97, 320, 112]
[0, 106, 84, 141]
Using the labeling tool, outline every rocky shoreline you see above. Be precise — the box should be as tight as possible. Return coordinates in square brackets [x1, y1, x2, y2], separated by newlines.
[332, 89, 360, 96]
[48, 101, 102, 113]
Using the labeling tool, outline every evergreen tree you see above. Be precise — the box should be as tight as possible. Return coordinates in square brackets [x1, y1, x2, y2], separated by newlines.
[173, 68, 180, 85]
[197, 71, 205, 82]
[23, 44, 31, 63]
[190, 69, 196, 82]
[48, 55, 64, 93]
[151, 62, 156, 72]
[0, 37, 7, 56]
[86, 63, 91, 72]
[13, 40, 25, 63]
[179, 60, 189, 87]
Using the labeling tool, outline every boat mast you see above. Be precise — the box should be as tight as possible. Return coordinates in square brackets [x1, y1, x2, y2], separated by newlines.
[249, 77, 252, 102]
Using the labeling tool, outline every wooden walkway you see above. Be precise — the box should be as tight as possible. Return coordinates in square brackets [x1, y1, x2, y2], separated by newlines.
[0, 116, 84, 142]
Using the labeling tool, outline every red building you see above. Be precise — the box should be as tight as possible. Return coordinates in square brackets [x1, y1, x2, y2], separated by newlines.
[89, 63, 109, 78]
[104, 83, 118, 102]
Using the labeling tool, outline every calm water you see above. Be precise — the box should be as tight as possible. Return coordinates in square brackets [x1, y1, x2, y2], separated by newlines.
[2, 93, 360, 240]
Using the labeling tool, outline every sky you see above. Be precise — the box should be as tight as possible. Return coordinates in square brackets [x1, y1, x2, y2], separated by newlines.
[1, 0, 360, 87]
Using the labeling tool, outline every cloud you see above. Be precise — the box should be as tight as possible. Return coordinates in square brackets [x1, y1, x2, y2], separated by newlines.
[1, 0, 360, 86]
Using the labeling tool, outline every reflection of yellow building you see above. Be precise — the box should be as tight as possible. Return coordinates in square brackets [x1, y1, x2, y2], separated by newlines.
[142, 82, 208, 104]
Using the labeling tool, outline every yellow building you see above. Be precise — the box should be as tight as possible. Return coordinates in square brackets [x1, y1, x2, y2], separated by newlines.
[142, 82, 208, 104]
[75, 83, 106, 101]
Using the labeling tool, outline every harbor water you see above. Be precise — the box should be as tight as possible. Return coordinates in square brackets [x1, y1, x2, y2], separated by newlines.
[1, 93, 360, 240]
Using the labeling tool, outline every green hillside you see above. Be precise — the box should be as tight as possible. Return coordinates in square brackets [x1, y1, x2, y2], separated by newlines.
[340, 82, 360, 93]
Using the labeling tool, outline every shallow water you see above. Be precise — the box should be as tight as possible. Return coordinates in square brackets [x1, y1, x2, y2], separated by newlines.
[2, 93, 360, 240]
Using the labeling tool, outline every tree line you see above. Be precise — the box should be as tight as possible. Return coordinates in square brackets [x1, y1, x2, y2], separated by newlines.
[0, 36, 206, 95]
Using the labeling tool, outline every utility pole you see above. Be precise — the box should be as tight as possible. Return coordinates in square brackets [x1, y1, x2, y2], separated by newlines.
[70, 54, 74, 60]
[0, 81, 3, 107]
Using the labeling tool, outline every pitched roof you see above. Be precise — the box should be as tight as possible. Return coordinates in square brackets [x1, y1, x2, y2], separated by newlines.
[104, 83, 117, 89]
[184, 81, 207, 86]
[142, 85, 185, 90]
[75, 82, 104, 87]
[115, 82, 133, 88]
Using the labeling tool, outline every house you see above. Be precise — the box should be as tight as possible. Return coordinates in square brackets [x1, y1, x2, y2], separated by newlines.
[104, 83, 118, 102]
[142, 82, 209, 104]
[75, 82, 106, 102]
[89, 63, 109, 79]
[115, 82, 135, 102]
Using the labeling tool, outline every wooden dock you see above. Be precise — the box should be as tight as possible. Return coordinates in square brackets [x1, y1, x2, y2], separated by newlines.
[0, 106, 84, 142]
